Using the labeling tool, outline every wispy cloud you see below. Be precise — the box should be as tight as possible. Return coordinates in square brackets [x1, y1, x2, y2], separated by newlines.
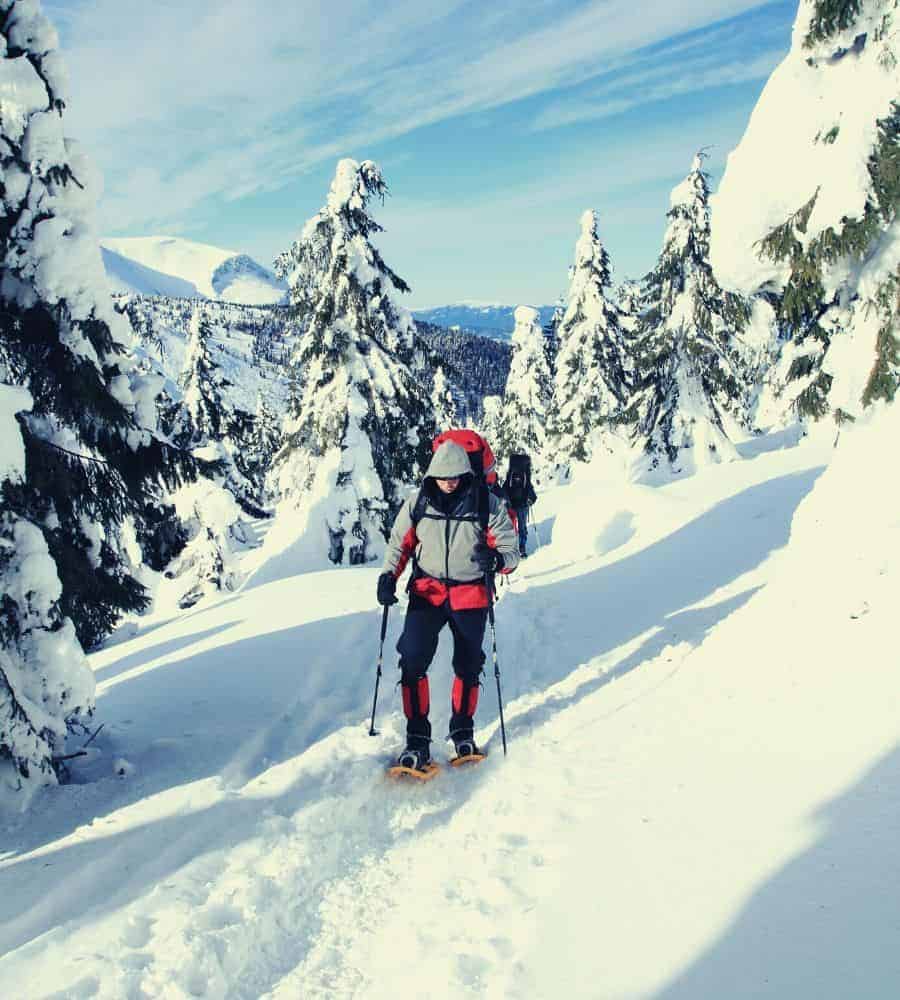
[531, 50, 784, 131]
[47, 0, 772, 234]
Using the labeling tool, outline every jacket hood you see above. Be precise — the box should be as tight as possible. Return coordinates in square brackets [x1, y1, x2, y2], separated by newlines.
[425, 440, 472, 480]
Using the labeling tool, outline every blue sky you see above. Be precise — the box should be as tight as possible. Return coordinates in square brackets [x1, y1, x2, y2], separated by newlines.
[46, 0, 797, 307]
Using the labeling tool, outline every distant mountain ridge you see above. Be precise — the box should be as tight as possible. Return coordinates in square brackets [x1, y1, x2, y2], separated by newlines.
[101, 236, 287, 306]
[413, 302, 556, 341]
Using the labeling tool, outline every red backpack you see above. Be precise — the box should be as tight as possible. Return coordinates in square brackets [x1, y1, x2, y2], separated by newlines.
[431, 429, 498, 486]
[412, 429, 508, 534]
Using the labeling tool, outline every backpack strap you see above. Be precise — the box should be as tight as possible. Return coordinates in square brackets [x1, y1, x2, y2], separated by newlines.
[411, 487, 428, 527]
[479, 482, 492, 534]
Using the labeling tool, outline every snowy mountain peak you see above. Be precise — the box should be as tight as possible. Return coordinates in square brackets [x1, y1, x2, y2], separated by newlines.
[101, 236, 286, 305]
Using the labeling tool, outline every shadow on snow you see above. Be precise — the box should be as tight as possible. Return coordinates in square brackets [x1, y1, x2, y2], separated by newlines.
[0, 467, 823, 969]
[655, 742, 900, 999]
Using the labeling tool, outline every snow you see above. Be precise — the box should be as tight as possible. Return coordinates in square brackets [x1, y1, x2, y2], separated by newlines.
[2, 400, 898, 995]
[101, 247, 201, 299]
[711, 0, 899, 296]
[0, 383, 32, 483]
[101, 237, 287, 305]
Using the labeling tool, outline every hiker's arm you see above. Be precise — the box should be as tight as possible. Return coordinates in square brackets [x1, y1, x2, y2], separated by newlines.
[486, 497, 520, 574]
[383, 497, 418, 579]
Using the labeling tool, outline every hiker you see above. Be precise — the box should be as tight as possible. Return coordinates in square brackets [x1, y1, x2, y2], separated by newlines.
[503, 453, 537, 557]
[376, 439, 520, 771]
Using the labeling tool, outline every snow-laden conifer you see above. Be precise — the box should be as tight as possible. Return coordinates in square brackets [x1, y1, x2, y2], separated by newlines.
[629, 153, 752, 478]
[431, 364, 457, 432]
[549, 211, 630, 467]
[161, 304, 256, 607]
[711, 0, 899, 424]
[268, 159, 434, 565]
[0, 383, 93, 805]
[0, 0, 196, 649]
[245, 390, 281, 500]
[494, 307, 553, 467]
[477, 394, 503, 445]
[177, 306, 225, 444]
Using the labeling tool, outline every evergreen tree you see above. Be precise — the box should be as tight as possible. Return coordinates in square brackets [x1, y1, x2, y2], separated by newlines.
[548, 210, 630, 467]
[243, 390, 282, 501]
[0, 0, 196, 648]
[269, 159, 434, 565]
[629, 152, 752, 478]
[160, 306, 261, 604]
[477, 394, 503, 445]
[176, 306, 226, 445]
[431, 365, 457, 432]
[0, 384, 94, 802]
[494, 307, 553, 466]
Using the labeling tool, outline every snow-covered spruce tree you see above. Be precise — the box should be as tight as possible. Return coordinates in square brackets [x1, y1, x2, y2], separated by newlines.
[431, 364, 457, 432]
[243, 390, 281, 500]
[476, 394, 503, 443]
[0, 0, 196, 648]
[0, 383, 93, 803]
[269, 159, 434, 565]
[548, 210, 630, 468]
[161, 305, 259, 607]
[494, 306, 553, 467]
[176, 305, 226, 444]
[628, 152, 752, 477]
[710, 1, 899, 425]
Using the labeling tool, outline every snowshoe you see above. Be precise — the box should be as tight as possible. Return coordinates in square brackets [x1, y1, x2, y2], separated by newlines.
[387, 746, 439, 782]
[450, 738, 486, 768]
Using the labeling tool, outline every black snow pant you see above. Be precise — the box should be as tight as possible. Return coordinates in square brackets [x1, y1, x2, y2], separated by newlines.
[396, 593, 487, 750]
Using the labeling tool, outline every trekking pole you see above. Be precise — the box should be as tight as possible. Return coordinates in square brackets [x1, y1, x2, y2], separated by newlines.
[368, 605, 390, 736]
[486, 573, 508, 756]
[529, 506, 542, 549]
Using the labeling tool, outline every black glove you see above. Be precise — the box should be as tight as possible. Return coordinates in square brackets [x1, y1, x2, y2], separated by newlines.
[377, 572, 398, 606]
[474, 542, 504, 574]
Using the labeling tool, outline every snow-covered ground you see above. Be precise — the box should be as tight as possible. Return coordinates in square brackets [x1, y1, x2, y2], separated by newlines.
[2, 410, 899, 999]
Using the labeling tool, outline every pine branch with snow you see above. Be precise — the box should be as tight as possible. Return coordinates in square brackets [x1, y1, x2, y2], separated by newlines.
[711, 0, 900, 426]
[0, 383, 94, 807]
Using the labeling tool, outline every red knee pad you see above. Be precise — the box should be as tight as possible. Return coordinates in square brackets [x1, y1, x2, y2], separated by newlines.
[451, 676, 479, 716]
[402, 676, 430, 718]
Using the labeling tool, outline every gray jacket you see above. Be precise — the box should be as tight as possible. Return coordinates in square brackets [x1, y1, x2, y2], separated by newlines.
[383, 442, 519, 602]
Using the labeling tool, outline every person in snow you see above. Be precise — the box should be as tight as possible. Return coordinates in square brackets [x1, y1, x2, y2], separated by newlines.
[376, 440, 520, 770]
[503, 454, 537, 557]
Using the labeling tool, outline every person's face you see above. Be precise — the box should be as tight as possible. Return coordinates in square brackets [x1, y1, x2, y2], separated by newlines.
[436, 476, 460, 494]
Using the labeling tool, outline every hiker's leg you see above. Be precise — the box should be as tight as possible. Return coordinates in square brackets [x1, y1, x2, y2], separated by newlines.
[396, 595, 446, 748]
[447, 606, 488, 743]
